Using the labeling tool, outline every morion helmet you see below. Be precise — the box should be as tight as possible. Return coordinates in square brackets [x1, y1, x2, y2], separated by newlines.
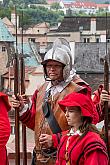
[41, 38, 72, 81]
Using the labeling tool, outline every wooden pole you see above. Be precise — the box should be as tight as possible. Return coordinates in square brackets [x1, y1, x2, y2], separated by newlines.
[14, 6, 20, 165]
[20, 10, 27, 165]
[104, 12, 110, 157]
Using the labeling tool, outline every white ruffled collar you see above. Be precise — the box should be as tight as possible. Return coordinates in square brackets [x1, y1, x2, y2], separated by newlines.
[67, 128, 82, 136]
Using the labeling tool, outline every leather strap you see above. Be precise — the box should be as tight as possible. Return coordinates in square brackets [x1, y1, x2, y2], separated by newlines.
[42, 101, 62, 134]
[42, 89, 62, 134]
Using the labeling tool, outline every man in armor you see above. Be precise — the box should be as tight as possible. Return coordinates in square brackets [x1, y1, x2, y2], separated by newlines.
[11, 38, 98, 165]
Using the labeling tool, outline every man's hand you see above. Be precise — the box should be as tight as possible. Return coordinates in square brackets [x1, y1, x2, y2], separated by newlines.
[39, 134, 53, 148]
[100, 90, 110, 103]
[100, 90, 110, 108]
[9, 94, 30, 111]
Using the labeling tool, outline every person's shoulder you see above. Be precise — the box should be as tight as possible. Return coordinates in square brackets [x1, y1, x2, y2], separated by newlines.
[38, 82, 49, 91]
[82, 131, 107, 155]
[72, 74, 89, 86]
[86, 131, 100, 138]
[32, 82, 48, 100]
[84, 131, 105, 145]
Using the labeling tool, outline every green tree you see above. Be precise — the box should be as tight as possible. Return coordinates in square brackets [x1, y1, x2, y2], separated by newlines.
[0, 7, 11, 19]
[50, 2, 61, 10]
[104, 1, 109, 4]
[3, 0, 10, 7]
[18, 7, 64, 27]
[66, 8, 72, 16]
[26, 0, 46, 4]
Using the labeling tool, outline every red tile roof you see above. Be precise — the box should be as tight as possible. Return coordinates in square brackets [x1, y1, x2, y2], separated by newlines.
[69, 1, 97, 8]
[97, 4, 109, 8]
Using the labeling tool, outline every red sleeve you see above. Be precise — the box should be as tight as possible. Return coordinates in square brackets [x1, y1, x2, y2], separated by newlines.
[52, 134, 61, 148]
[84, 150, 108, 165]
[0, 97, 10, 150]
[52, 131, 68, 148]
[92, 85, 103, 104]
[19, 89, 38, 130]
[92, 85, 104, 121]
[0, 92, 11, 112]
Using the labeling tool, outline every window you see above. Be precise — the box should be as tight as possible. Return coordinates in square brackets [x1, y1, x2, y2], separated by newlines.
[84, 38, 86, 43]
[11, 125, 15, 135]
[87, 38, 90, 43]
[2, 46, 6, 52]
[29, 38, 35, 42]
[83, 38, 90, 43]
[107, 39, 110, 43]
[96, 38, 99, 43]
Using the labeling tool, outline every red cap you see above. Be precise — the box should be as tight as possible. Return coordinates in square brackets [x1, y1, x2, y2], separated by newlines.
[58, 93, 99, 124]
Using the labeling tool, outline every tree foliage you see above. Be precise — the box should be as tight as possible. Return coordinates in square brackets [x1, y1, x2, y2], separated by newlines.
[1, 0, 64, 26]
[104, 1, 109, 4]
[3, 0, 47, 7]
[18, 7, 64, 26]
[50, 2, 61, 10]
[0, 6, 64, 27]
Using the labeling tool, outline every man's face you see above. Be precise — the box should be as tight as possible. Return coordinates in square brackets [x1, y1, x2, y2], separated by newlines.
[46, 60, 64, 81]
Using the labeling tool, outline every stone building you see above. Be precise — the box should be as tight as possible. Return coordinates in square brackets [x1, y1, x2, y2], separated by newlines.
[56, 16, 110, 43]
[74, 42, 110, 92]
[0, 18, 15, 75]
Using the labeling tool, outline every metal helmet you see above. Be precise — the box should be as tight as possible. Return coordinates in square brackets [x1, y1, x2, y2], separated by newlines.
[41, 38, 72, 81]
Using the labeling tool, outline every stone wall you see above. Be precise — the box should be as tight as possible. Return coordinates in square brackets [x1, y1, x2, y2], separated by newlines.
[74, 43, 110, 92]
[74, 42, 110, 72]
[77, 72, 107, 93]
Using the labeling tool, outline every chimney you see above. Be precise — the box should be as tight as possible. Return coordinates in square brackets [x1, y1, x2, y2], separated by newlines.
[90, 18, 96, 34]
[11, 11, 19, 28]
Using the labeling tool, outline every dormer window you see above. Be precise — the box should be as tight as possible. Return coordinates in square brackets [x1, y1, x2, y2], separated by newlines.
[96, 38, 100, 43]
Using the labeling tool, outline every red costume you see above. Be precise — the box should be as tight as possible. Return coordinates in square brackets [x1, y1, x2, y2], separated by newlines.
[55, 131, 108, 165]
[19, 79, 94, 164]
[0, 92, 11, 165]
[19, 76, 92, 130]
[52, 92, 109, 165]
[93, 85, 110, 160]
[92, 85, 104, 121]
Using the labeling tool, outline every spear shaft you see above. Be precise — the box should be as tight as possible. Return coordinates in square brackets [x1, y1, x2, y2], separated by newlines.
[104, 12, 110, 157]
[20, 10, 27, 165]
[14, 6, 20, 165]
[104, 58, 109, 155]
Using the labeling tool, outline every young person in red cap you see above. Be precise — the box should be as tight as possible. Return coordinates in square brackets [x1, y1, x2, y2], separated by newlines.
[39, 92, 109, 165]
[0, 92, 11, 165]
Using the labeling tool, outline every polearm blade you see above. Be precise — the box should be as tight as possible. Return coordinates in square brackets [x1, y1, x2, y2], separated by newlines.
[104, 12, 110, 157]
[14, 6, 20, 165]
[20, 10, 27, 165]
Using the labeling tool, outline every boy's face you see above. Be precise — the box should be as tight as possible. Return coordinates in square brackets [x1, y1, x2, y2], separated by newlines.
[65, 106, 82, 128]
